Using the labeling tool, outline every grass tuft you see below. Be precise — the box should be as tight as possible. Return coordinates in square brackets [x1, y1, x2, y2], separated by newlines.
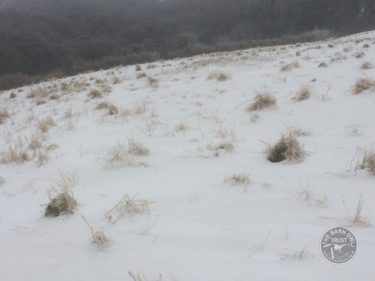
[357, 150, 375, 174]
[266, 132, 305, 163]
[292, 86, 311, 101]
[280, 62, 300, 72]
[246, 94, 277, 111]
[353, 78, 375, 94]
[0, 108, 10, 124]
[224, 174, 251, 186]
[128, 138, 150, 156]
[37, 116, 56, 133]
[207, 72, 231, 82]
[105, 194, 150, 224]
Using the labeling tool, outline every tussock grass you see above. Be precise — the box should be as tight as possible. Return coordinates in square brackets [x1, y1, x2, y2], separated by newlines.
[224, 174, 251, 186]
[281, 247, 312, 261]
[266, 132, 305, 163]
[37, 116, 56, 133]
[207, 72, 231, 82]
[350, 197, 369, 226]
[361, 62, 373, 70]
[96, 101, 119, 115]
[133, 101, 147, 115]
[318, 62, 328, 68]
[45, 191, 77, 217]
[280, 62, 300, 72]
[128, 138, 150, 156]
[45, 172, 79, 217]
[0, 108, 10, 124]
[33, 147, 49, 166]
[81, 215, 110, 249]
[206, 140, 234, 157]
[87, 89, 103, 99]
[27, 87, 49, 99]
[0, 138, 30, 164]
[292, 86, 311, 101]
[175, 122, 189, 132]
[1, 132, 51, 166]
[105, 144, 128, 165]
[0, 176, 5, 186]
[104, 143, 147, 168]
[353, 78, 375, 94]
[147, 77, 159, 88]
[246, 93, 277, 111]
[27, 132, 44, 150]
[354, 52, 365, 59]
[357, 150, 375, 174]
[136, 72, 147, 79]
[105, 194, 150, 224]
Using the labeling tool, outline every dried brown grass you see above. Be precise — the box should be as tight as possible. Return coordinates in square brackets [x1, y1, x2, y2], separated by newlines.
[353, 78, 375, 94]
[266, 132, 305, 163]
[105, 194, 150, 224]
[280, 62, 300, 72]
[246, 94, 277, 111]
[292, 86, 311, 101]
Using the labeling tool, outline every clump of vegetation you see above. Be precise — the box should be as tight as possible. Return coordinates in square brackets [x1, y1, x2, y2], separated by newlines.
[105, 194, 150, 224]
[136, 72, 147, 79]
[207, 72, 231, 82]
[27, 87, 49, 99]
[147, 77, 159, 88]
[106, 144, 128, 165]
[246, 93, 277, 111]
[354, 52, 365, 59]
[45, 191, 77, 217]
[128, 138, 150, 156]
[81, 215, 110, 249]
[292, 86, 311, 101]
[281, 247, 312, 261]
[353, 78, 375, 94]
[361, 62, 373, 70]
[206, 140, 234, 157]
[318, 62, 328, 68]
[224, 174, 251, 185]
[96, 101, 119, 115]
[351, 196, 369, 226]
[280, 62, 300, 72]
[175, 122, 189, 132]
[0, 108, 10, 124]
[357, 150, 375, 174]
[0, 176, 5, 186]
[45, 172, 79, 217]
[37, 116, 56, 133]
[266, 132, 305, 163]
[87, 89, 103, 99]
[0, 138, 30, 164]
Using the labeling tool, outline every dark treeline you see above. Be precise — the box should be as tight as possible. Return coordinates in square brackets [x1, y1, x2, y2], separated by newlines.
[0, 0, 375, 89]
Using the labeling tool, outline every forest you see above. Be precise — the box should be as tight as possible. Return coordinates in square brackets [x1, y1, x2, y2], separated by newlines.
[0, 0, 374, 90]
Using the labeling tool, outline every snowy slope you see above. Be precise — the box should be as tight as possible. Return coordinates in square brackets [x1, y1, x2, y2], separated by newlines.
[1, 31, 375, 281]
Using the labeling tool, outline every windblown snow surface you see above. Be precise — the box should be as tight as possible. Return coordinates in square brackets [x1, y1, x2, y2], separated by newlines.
[1, 31, 375, 281]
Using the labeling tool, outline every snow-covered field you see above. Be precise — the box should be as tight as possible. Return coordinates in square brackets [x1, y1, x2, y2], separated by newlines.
[1, 31, 375, 281]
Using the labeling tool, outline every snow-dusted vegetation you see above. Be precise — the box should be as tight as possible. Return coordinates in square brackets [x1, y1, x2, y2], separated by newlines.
[0, 31, 375, 280]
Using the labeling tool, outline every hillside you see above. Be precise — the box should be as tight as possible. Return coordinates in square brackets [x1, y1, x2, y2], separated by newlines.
[0, 31, 375, 281]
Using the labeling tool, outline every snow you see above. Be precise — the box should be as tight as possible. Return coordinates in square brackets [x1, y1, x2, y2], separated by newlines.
[1, 31, 375, 281]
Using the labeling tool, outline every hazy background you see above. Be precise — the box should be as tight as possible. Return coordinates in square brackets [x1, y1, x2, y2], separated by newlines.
[0, 0, 374, 89]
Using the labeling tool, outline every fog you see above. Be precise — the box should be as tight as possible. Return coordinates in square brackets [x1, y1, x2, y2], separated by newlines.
[0, 0, 374, 89]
